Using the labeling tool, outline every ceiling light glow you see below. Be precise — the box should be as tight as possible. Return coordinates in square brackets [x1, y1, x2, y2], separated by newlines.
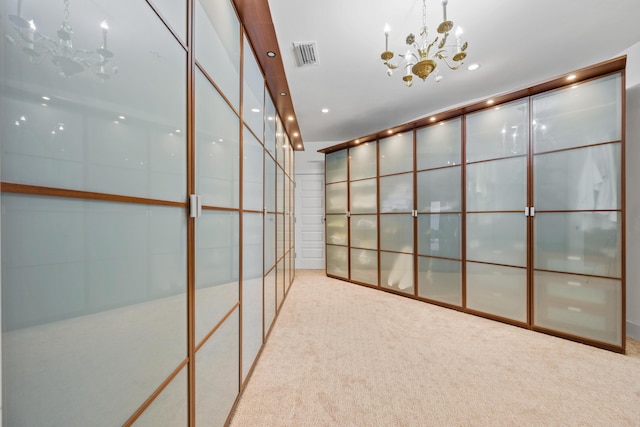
[467, 63, 480, 71]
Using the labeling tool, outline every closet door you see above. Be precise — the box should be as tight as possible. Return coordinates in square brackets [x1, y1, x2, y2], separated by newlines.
[379, 133, 415, 294]
[325, 150, 349, 278]
[416, 118, 463, 306]
[465, 100, 529, 323]
[349, 142, 378, 285]
[531, 73, 623, 348]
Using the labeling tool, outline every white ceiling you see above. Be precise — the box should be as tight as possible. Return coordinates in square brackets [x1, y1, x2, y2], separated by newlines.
[268, 0, 640, 146]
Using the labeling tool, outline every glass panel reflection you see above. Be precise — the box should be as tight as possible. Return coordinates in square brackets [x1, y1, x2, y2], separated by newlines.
[379, 133, 413, 176]
[467, 213, 526, 267]
[380, 173, 413, 213]
[350, 142, 377, 180]
[466, 262, 527, 322]
[533, 271, 622, 345]
[534, 143, 621, 211]
[195, 0, 240, 109]
[466, 99, 529, 163]
[466, 157, 526, 212]
[150, 0, 187, 42]
[326, 182, 347, 214]
[196, 70, 239, 208]
[350, 215, 378, 250]
[351, 249, 378, 285]
[418, 257, 461, 306]
[1, 195, 187, 426]
[243, 39, 264, 138]
[417, 214, 461, 259]
[242, 213, 263, 381]
[350, 178, 377, 214]
[380, 214, 413, 253]
[416, 118, 461, 170]
[417, 167, 461, 212]
[195, 309, 239, 427]
[133, 367, 187, 426]
[195, 210, 239, 344]
[534, 212, 621, 278]
[243, 127, 264, 211]
[326, 245, 348, 278]
[325, 150, 347, 183]
[532, 73, 622, 153]
[381, 252, 414, 293]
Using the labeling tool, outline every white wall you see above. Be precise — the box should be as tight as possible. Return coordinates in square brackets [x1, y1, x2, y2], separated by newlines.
[622, 41, 640, 340]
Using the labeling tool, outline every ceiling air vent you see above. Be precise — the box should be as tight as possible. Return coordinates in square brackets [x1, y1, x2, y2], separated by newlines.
[293, 41, 319, 67]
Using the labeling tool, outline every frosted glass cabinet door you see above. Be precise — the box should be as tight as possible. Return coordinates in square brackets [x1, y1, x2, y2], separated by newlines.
[350, 215, 378, 250]
[351, 249, 378, 285]
[417, 214, 461, 259]
[466, 157, 526, 212]
[243, 39, 265, 138]
[379, 133, 413, 176]
[350, 179, 377, 214]
[534, 143, 621, 211]
[416, 118, 462, 170]
[380, 214, 414, 253]
[243, 127, 264, 211]
[350, 142, 377, 180]
[467, 213, 527, 267]
[418, 257, 462, 306]
[326, 182, 348, 214]
[326, 214, 348, 245]
[381, 252, 414, 293]
[466, 262, 527, 322]
[326, 150, 348, 183]
[466, 99, 529, 163]
[532, 73, 622, 153]
[326, 245, 348, 278]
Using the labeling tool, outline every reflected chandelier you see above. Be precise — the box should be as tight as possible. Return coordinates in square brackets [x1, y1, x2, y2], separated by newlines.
[6, 0, 118, 81]
[380, 0, 468, 87]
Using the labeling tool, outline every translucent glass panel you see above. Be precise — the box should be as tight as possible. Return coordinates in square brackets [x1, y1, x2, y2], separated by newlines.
[265, 156, 276, 212]
[276, 212, 284, 260]
[417, 167, 461, 212]
[243, 39, 265, 138]
[416, 118, 462, 170]
[264, 269, 276, 335]
[326, 245, 348, 278]
[133, 368, 187, 426]
[466, 157, 526, 212]
[242, 213, 263, 382]
[196, 70, 240, 208]
[276, 166, 285, 213]
[2, 195, 187, 425]
[150, 0, 187, 42]
[417, 214, 461, 259]
[276, 259, 285, 308]
[326, 182, 348, 214]
[466, 263, 527, 322]
[466, 99, 529, 162]
[534, 212, 621, 278]
[381, 252, 414, 292]
[380, 214, 413, 253]
[350, 178, 377, 214]
[534, 143, 621, 211]
[195, 0, 240, 109]
[350, 142, 377, 180]
[195, 309, 239, 427]
[351, 249, 378, 285]
[1, 1, 187, 202]
[467, 213, 527, 267]
[380, 173, 413, 213]
[195, 210, 239, 344]
[326, 214, 348, 245]
[243, 127, 264, 211]
[533, 271, 622, 345]
[379, 133, 413, 176]
[351, 215, 378, 250]
[418, 257, 462, 306]
[264, 96, 277, 157]
[264, 213, 276, 273]
[532, 73, 622, 153]
[326, 150, 348, 183]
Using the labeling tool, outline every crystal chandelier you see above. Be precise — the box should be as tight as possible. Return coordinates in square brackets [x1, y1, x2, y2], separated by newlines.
[380, 0, 468, 87]
[6, 0, 118, 81]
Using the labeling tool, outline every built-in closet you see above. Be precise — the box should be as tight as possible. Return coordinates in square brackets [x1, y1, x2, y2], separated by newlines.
[322, 57, 626, 353]
[1, 0, 296, 425]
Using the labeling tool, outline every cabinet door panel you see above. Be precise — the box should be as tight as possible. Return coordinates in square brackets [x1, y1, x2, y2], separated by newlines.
[351, 249, 378, 285]
[418, 257, 461, 306]
[466, 263, 527, 322]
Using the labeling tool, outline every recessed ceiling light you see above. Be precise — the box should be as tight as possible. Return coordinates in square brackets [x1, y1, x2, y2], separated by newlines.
[118, 115, 126, 120]
[487, 99, 494, 105]
[293, 132, 299, 137]
[297, 144, 302, 148]
[280, 92, 287, 96]
[251, 108, 260, 113]
[387, 130, 393, 134]
[287, 116, 294, 121]
[567, 74, 577, 81]
[355, 139, 360, 144]
[321, 108, 329, 113]
[467, 63, 480, 71]
[42, 96, 50, 101]
[430, 117, 436, 122]
[267, 51, 276, 58]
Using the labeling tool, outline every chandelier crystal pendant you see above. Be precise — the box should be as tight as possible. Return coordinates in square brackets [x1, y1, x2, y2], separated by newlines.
[380, 0, 468, 87]
[6, 0, 118, 81]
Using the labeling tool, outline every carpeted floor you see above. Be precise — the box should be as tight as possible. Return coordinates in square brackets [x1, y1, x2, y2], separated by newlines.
[229, 270, 640, 426]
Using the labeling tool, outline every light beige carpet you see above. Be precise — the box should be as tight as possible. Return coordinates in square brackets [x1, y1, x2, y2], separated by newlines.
[230, 270, 640, 426]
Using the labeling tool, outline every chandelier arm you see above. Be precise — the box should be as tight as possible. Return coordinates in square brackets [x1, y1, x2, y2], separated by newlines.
[435, 53, 462, 70]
